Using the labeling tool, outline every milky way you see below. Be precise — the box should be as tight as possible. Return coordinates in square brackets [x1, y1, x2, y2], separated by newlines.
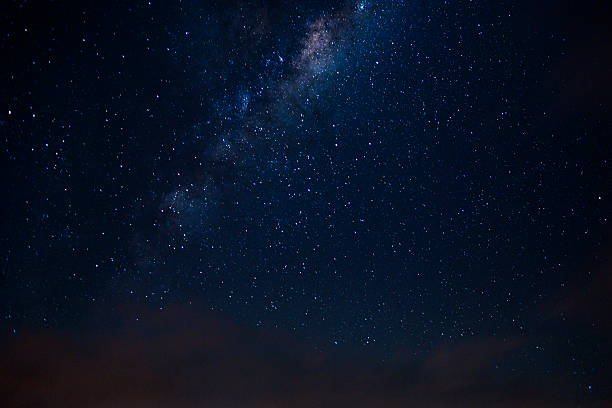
[152, 2, 369, 259]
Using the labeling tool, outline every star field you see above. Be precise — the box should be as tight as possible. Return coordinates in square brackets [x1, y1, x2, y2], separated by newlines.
[1, 0, 611, 406]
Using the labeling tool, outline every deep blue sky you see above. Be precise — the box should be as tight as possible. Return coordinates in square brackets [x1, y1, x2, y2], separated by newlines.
[1, 0, 610, 406]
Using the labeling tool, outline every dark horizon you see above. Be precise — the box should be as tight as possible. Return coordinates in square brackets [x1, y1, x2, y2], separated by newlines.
[3, 286, 611, 407]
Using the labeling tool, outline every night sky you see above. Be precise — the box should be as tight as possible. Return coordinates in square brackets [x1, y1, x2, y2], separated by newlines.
[1, 0, 611, 406]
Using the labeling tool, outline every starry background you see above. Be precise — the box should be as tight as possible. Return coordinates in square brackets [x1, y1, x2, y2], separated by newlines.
[1, 0, 611, 406]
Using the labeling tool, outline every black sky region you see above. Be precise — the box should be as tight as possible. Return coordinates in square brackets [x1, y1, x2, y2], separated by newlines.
[1, 0, 611, 406]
